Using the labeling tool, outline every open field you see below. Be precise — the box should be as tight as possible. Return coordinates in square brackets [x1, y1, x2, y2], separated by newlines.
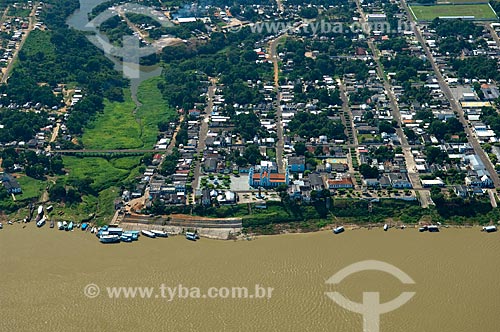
[15, 175, 45, 201]
[410, 4, 498, 21]
[135, 77, 177, 147]
[63, 156, 142, 192]
[83, 78, 176, 150]
[82, 91, 143, 149]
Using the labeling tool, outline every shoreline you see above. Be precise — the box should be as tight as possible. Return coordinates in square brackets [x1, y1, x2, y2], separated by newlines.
[1, 218, 497, 242]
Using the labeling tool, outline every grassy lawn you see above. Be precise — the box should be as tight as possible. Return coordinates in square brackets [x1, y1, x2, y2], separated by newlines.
[7, 6, 31, 17]
[410, 4, 498, 20]
[15, 176, 46, 201]
[135, 77, 177, 147]
[82, 78, 176, 149]
[63, 156, 142, 192]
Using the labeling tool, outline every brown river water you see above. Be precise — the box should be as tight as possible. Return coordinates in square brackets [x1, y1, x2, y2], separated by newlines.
[0, 224, 499, 332]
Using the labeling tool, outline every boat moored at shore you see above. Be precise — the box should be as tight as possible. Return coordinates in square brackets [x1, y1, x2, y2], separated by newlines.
[186, 232, 198, 241]
[99, 234, 120, 244]
[428, 225, 440, 232]
[36, 217, 46, 228]
[151, 230, 168, 238]
[384, 224, 389, 231]
[141, 230, 156, 238]
[333, 226, 345, 234]
[482, 225, 497, 233]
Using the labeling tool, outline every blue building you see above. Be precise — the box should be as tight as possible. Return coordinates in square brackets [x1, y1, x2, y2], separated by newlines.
[288, 156, 305, 173]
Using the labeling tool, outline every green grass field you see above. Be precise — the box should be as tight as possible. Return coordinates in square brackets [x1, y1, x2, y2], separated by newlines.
[15, 176, 46, 201]
[410, 4, 498, 21]
[135, 77, 177, 147]
[63, 156, 142, 192]
[437, 0, 489, 3]
[82, 91, 143, 149]
[82, 78, 176, 149]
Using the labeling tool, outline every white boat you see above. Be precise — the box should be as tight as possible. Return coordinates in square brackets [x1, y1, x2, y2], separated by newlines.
[99, 234, 120, 244]
[0, 223, 3, 229]
[36, 217, 46, 228]
[141, 230, 156, 238]
[37, 205, 43, 215]
[151, 230, 168, 237]
[186, 232, 197, 241]
[57, 221, 63, 230]
[8, 221, 13, 225]
[482, 225, 497, 233]
[383, 224, 389, 231]
[333, 226, 344, 234]
[428, 225, 439, 232]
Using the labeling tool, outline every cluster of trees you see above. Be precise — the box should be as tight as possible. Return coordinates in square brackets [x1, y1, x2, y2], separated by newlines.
[430, 18, 483, 38]
[1, 149, 64, 179]
[438, 37, 469, 56]
[0, 110, 48, 143]
[399, 85, 432, 104]
[480, 106, 500, 136]
[299, 7, 319, 19]
[452, 56, 500, 81]
[159, 66, 206, 111]
[381, 55, 428, 82]
[428, 117, 465, 141]
[430, 186, 492, 218]
[66, 95, 104, 135]
[159, 28, 273, 111]
[351, 87, 374, 104]
[280, 39, 369, 81]
[223, 81, 264, 106]
[370, 145, 395, 162]
[293, 84, 341, 108]
[4, 0, 127, 137]
[379, 37, 408, 52]
[287, 112, 346, 140]
[159, 149, 180, 176]
[99, 15, 133, 46]
[359, 164, 379, 179]
[49, 182, 81, 205]
[234, 112, 263, 141]
[424, 146, 449, 165]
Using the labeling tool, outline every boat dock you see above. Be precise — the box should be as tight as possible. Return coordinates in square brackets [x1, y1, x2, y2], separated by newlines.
[118, 214, 242, 240]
